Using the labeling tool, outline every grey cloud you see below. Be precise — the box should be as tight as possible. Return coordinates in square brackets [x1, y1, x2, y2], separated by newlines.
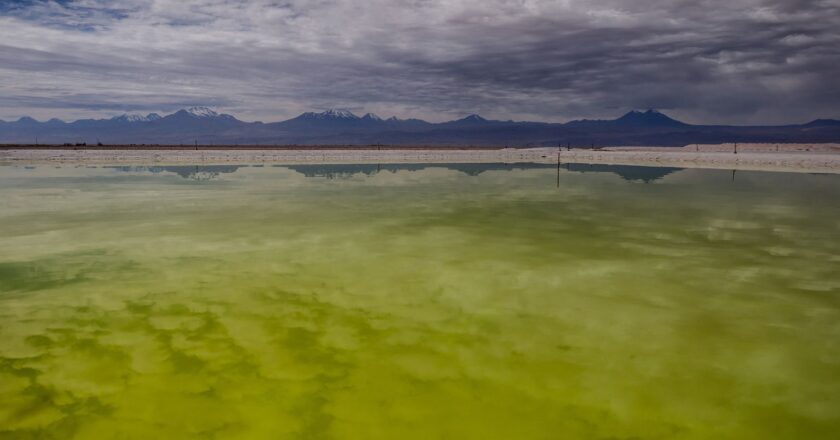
[0, 0, 838, 124]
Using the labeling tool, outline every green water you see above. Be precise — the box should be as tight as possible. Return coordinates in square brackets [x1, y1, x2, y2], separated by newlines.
[1, 163, 839, 439]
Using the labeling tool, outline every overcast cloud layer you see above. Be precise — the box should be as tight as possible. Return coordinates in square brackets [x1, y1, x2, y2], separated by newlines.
[1, 0, 838, 124]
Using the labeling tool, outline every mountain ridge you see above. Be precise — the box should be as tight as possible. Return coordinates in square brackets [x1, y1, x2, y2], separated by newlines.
[7, 107, 838, 127]
[1, 108, 838, 146]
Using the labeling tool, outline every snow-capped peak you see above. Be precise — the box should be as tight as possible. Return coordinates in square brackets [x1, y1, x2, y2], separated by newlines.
[362, 113, 382, 121]
[319, 109, 359, 119]
[628, 109, 661, 115]
[113, 114, 147, 122]
[111, 113, 163, 122]
[297, 109, 360, 120]
[184, 106, 219, 118]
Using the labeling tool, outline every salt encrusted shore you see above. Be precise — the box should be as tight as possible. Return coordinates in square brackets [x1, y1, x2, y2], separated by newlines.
[1, 143, 839, 173]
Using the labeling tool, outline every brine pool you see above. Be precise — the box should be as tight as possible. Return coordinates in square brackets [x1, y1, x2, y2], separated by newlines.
[1, 163, 839, 439]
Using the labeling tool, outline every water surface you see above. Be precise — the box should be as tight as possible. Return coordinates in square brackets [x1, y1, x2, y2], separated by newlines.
[1, 163, 839, 439]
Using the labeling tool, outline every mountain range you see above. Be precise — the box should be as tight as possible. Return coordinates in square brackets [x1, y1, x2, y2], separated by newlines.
[1, 107, 838, 146]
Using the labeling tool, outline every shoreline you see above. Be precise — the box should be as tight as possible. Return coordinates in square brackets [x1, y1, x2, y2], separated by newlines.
[2, 144, 839, 174]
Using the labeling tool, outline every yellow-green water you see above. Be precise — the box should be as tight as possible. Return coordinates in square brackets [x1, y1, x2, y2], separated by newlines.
[1, 163, 839, 439]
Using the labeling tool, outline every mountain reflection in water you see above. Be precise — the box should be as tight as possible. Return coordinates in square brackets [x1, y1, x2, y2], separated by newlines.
[108, 163, 683, 182]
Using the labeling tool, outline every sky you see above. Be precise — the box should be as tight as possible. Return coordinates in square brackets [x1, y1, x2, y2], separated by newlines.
[0, 0, 838, 124]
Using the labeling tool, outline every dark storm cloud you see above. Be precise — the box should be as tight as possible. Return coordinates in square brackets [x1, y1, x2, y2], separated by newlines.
[0, 0, 838, 123]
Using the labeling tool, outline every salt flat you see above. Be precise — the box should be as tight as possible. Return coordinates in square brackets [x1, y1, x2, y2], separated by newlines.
[1, 143, 839, 173]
